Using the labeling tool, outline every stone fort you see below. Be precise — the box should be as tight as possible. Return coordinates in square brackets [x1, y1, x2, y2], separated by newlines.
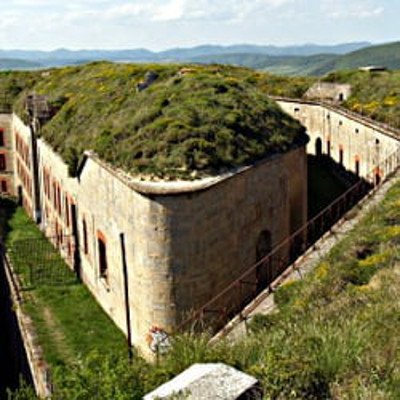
[0, 79, 399, 356]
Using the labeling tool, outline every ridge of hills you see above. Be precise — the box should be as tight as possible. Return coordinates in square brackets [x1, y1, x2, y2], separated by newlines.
[0, 42, 371, 72]
[192, 41, 400, 76]
[1, 41, 400, 76]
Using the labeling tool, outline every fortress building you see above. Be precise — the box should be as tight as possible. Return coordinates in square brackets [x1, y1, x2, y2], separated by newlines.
[0, 64, 309, 355]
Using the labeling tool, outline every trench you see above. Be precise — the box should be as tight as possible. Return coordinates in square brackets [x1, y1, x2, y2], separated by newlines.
[0, 199, 33, 399]
[0, 258, 33, 399]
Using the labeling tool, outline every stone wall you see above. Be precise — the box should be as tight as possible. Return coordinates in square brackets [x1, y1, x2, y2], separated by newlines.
[277, 99, 400, 181]
[8, 113, 308, 356]
[12, 115, 34, 216]
[0, 114, 14, 196]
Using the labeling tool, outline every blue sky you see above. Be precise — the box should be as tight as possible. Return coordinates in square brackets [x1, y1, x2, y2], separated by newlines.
[0, 0, 398, 50]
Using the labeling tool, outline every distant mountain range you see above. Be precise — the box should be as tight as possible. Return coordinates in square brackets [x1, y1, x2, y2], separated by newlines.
[1, 41, 400, 76]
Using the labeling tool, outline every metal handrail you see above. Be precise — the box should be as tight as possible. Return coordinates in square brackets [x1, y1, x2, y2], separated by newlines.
[176, 146, 400, 333]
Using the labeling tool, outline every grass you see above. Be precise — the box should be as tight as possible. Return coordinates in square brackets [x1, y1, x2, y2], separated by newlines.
[323, 69, 400, 129]
[9, 176, 400, 399]
[0, 199, 126, 368]
[6, 62, 310, 179]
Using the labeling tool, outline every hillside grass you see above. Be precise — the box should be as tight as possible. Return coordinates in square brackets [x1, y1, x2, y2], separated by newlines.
[323, 69, 400, 129]
[0, 199, 126, 369]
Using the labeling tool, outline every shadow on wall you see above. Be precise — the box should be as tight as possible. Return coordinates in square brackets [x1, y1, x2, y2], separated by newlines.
[307, 154, 371, 219]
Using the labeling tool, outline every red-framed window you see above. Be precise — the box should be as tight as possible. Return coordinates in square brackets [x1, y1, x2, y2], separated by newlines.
[97, 231, 108, 280]
[0, 153, 6, 171]
[1, 179, 7, 193]
[0, 128, 4, 147]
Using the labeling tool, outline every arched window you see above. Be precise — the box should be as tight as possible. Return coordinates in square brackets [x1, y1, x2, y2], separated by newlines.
[256, 230, 272, 292]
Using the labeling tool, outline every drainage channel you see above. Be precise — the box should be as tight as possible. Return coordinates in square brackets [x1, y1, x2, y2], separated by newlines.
[0, 256, 33, 399]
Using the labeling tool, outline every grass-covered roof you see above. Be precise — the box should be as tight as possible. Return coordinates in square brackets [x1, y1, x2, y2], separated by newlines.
[11, 63, 307, 179]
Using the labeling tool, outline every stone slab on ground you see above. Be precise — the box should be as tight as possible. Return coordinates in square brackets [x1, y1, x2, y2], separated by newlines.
[143, 363, 261, 400]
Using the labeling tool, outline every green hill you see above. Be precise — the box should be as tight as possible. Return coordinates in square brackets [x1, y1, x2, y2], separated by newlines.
[0, 58, 41, 70]
[192, 42, 400, 77]
[313, 41, 400, 75]
[11, 63, 308, 179]
[192, 53, 337, 76]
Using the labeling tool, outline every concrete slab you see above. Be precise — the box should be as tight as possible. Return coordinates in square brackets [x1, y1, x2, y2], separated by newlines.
[143, 363, 261, 400]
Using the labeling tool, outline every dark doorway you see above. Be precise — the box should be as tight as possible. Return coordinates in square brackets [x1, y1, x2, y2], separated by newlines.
[315, 138, 322, 157]
[355, 160, 360, 177]
[375, 172, 381, 186]
[17, 186, 23, 206]
[98, 235, 108, 280]
[256, 230, 272, 292]
[338, 93, 344, 102]
[339, 148, 344, 165]
[327, 140, 331, 157]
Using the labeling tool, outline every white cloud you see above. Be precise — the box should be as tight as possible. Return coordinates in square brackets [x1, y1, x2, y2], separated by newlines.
[322, 0, 384, 19]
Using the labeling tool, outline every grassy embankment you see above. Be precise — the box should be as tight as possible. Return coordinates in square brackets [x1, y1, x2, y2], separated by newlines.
[9, 177, 400, 399]
[0, 199, 126, 370]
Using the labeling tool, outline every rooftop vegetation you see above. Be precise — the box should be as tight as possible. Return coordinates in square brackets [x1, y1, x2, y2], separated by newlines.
[8, 63, 309, 179]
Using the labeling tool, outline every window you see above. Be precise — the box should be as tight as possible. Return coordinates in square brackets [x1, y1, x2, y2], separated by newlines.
[0, 154, 6, 171]
[1, 180, 7, 193]
[65, 196, 70, 227]
[0, 129, 4, 146]
[339, 146, 344, 165]
[82, 219, 88, 254]
[97, 231, 108, 280]
[327, 140, 331, 157]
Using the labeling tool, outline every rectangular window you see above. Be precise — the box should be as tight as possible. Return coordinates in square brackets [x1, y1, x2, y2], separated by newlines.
[0, 154, 6, 171]
[82, 219, 88, 255]
[1, 180, 7, 193]
[97, 231, 108, 280]
[0, 129, 4, 147]
[65, 196, 70, 227]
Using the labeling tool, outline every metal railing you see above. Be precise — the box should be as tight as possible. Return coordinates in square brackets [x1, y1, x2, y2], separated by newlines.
[272, 96, 400, 139]
[8, 235, 76, 287]
[175, 146, 400, 335]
